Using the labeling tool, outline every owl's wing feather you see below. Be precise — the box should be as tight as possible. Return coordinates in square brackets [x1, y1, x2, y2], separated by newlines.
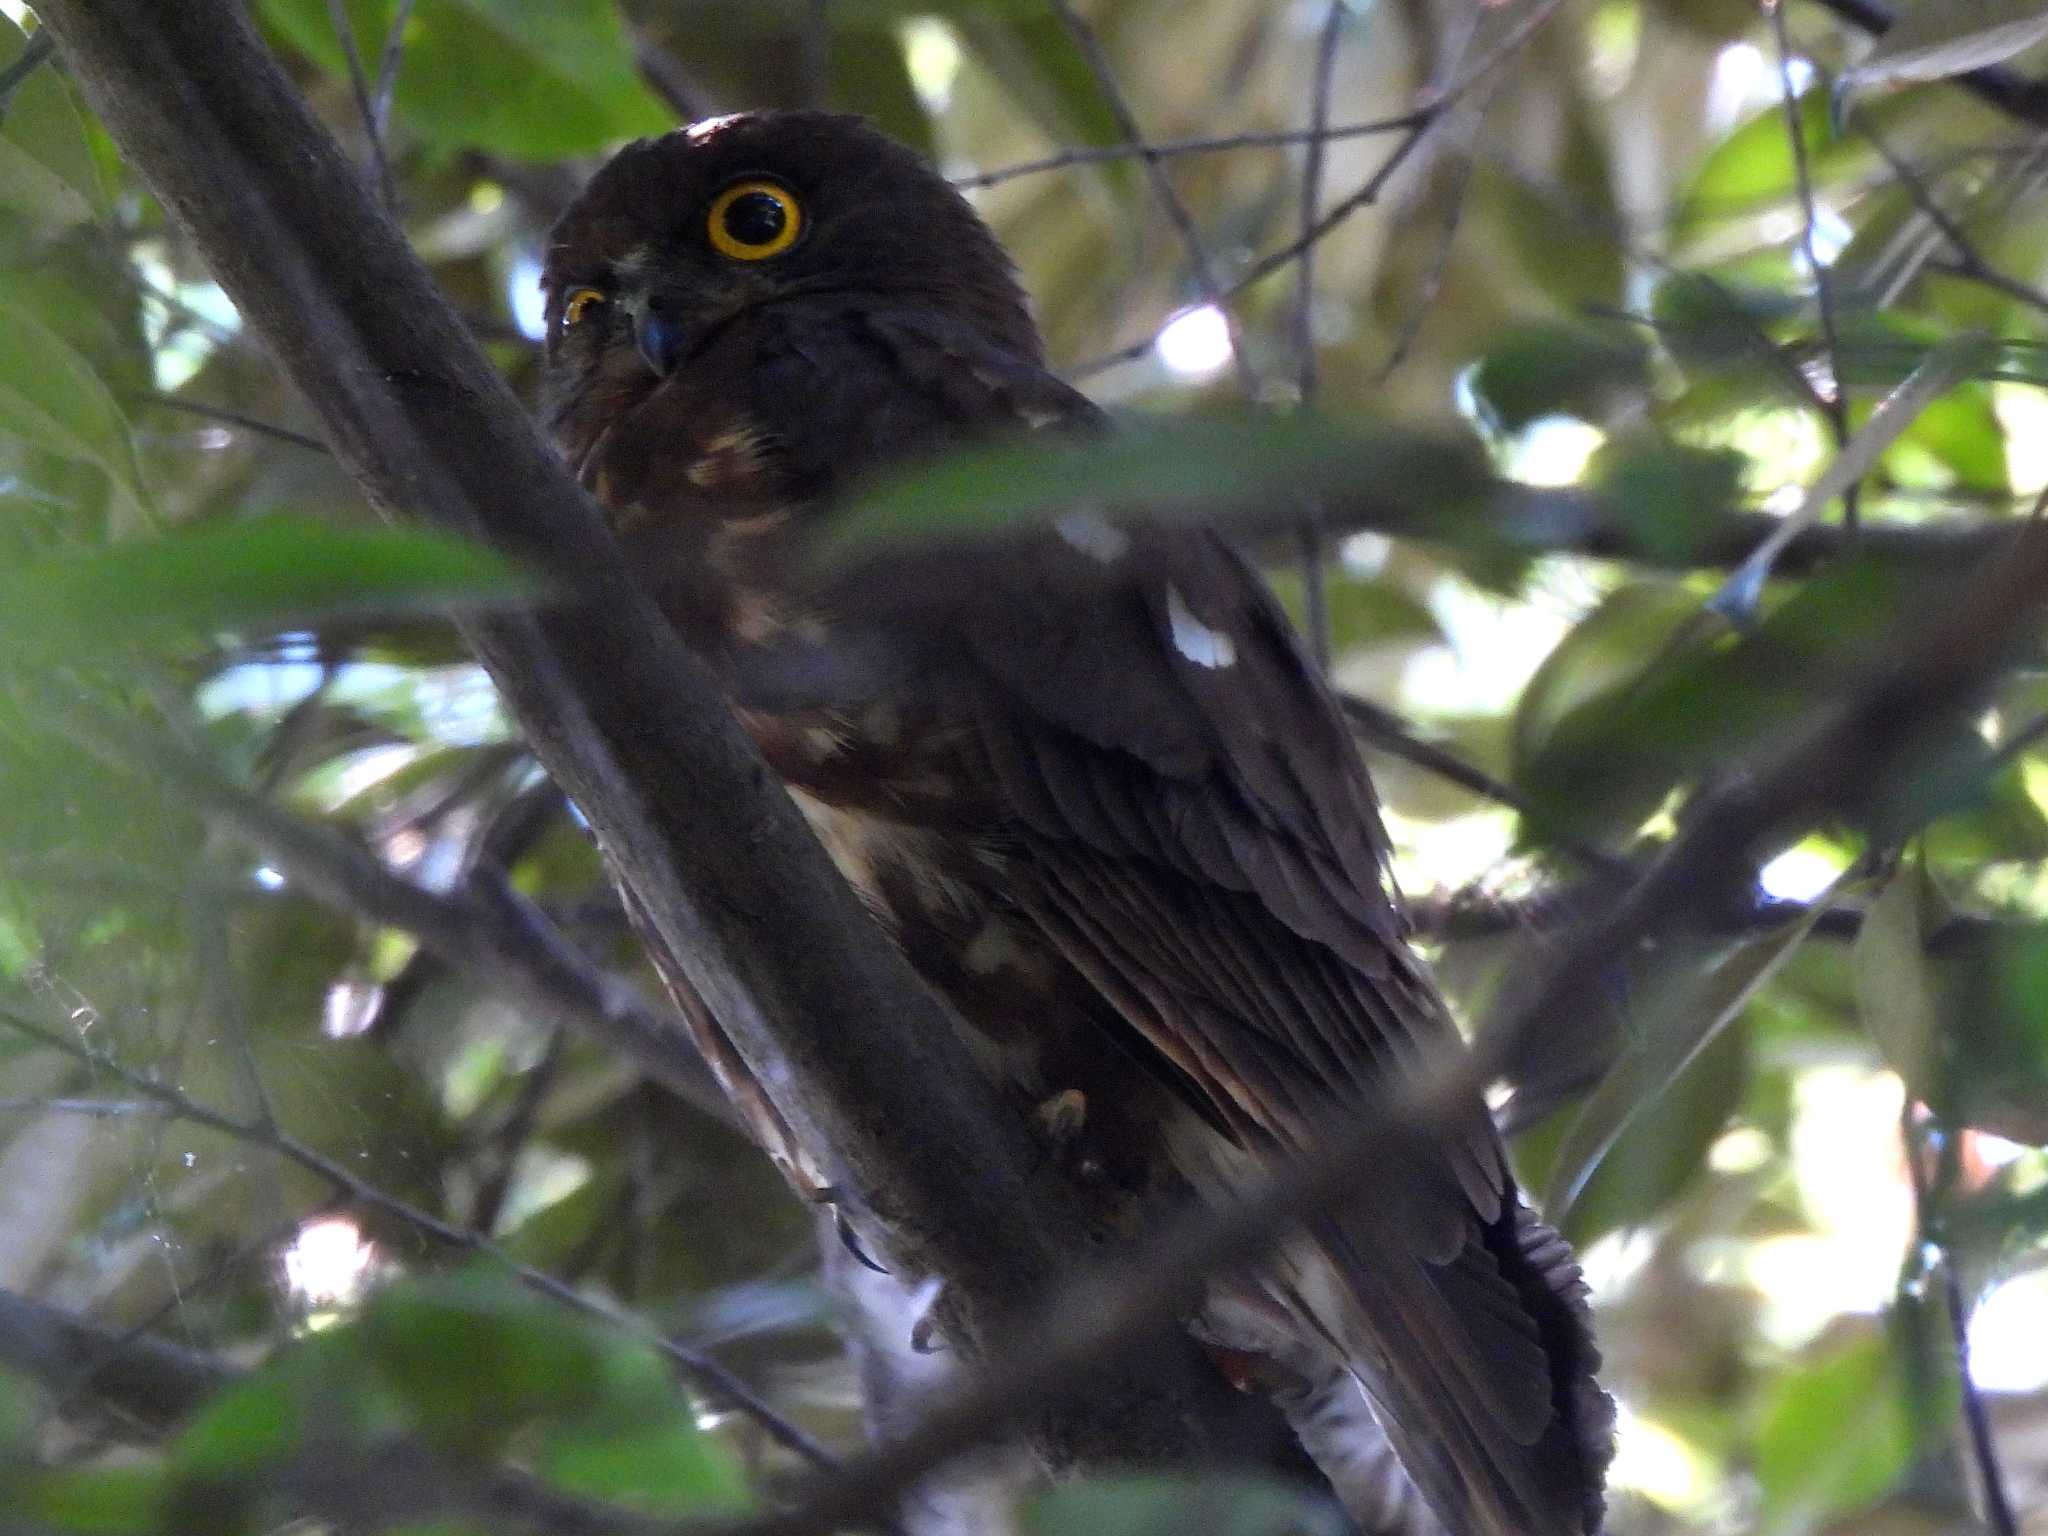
[812, 318, 1610, 1534]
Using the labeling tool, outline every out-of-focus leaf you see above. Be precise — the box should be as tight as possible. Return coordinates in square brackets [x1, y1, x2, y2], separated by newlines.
[1518, 559, 1911, 846]
[365, 1269, 608, 1454]
[1755, 1332, 1912, 1533]
[813, 414, 1493, 562]
[0, 20, 105, 236]
[1676, 89, 1869, 238]
[1839, 0, 2048, 96]
[1265, 567, 1442, 658]
[1021, 1474, 1348, 1536]
[0, 287, 150, 530]
[1590, 438, 1748, 566]
[1511, 581, 1703, 786]
[1544, 901, 1833, 1220]
[15, 1466, 166, 1535]
[539, 1414, 750, 1513]
[1468, 321, 1653, 434]
[950, 12, 1123, 168]
[173, 1368, 306, 1480]
[0, 516, 531, 671]
[1919, 918, 2048, 1141]
[829, 22, 936, 159]
[259, 0, 672, 159]
[1888, 381, 2010, 493]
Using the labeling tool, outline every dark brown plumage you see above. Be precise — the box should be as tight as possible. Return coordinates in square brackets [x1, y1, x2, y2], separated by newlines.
[541, 110, 1612, 1536]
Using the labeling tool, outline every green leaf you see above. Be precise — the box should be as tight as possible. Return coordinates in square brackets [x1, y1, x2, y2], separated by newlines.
[0, 516, 531, 671]
[0, 19, 106, 236]
[539, 1414, 750, 1514]
[174, 1371, 306, 1480]
[0, 286, 151, 530]
[1467, 321, 1653, 434]
[365, 1269, 609, 1453]
[1511, 581, 1703, 781]
[1675, 89, 1874, 239]
[1755, 1333, 1913, 1534]
[1590, 439, 1749, 566]
[1265, 568, 1442, 659]
[259, 0, 673, 159]
[17, 1466, 167, 1535]
[1840, 0, 2048, 93]
[1022, 1474, 1347, 1536]
[1543, 900, 1833, 1221]
[814, 413, 1493, 562]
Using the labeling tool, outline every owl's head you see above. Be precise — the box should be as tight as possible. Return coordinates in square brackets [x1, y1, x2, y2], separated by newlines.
[540, 112, 1040, 408]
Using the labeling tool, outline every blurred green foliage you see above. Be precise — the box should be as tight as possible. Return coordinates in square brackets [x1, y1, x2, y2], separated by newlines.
[5, 1, 2048, 1533]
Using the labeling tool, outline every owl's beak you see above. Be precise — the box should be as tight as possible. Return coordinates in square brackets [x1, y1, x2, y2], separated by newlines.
[635, 309, 685, 378]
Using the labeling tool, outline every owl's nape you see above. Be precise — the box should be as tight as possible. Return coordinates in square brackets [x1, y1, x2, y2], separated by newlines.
[542, 110, 1610, 1536]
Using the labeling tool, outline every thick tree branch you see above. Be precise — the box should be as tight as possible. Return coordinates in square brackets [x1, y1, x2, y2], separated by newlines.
[0, 1286, 229, 1432]
[33, 0, 1286, 1480]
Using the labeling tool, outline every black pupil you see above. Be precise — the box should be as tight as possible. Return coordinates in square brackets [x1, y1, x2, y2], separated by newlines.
[724, 190, 787, 247]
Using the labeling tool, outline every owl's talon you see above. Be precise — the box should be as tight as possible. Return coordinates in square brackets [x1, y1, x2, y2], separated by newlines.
[814, 1184, 890, 1275]
[1033, 1087, 1088, 1143]
[908, 1277, 946, 1354]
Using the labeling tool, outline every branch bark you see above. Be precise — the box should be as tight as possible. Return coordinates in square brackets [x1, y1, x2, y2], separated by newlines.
[30, 0, 1288, 1481]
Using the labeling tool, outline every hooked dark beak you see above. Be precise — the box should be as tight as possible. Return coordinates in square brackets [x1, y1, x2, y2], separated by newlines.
[635, 308, 686, 378]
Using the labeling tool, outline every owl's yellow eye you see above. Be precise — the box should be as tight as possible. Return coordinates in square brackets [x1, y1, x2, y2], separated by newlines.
[562, 287, 607, 326]
[707, 180, 802, 261]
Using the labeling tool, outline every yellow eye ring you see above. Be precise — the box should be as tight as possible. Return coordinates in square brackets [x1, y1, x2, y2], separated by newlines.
[707, 180, 802, 261]
[562, 287, 607, 327]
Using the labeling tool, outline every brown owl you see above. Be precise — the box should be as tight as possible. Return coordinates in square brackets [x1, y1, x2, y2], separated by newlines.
[541, 111, 1612, 1536]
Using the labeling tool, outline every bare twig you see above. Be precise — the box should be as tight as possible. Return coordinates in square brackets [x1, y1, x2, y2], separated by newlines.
[1293, 2, 1347, 672]
[1856, 122, 2048, 321]
[0, 1096, 169, 1117]
[0, 1285, 229, 1430]
[1047, 0, 1260, 398]
[1768, 0, 1858, 530]
[121, 388, 329, 453]
[1903, 1108, 2018, 1536]
[370, 0, 415, 160]
[949, 114, 1428, 192]
[0, 28, 55, 122]
[322, 0, 394, 210]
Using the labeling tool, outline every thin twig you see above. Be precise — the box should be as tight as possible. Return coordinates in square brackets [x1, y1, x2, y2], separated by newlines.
[1768, 0, 1859, 530]
[1293, 2, 1347, 672]
[949, 114, 1428, 192]
[0, 28, 55, 122]
[1902, 1107, 2018, 1536]
[322, 0, 395, 210]
[0, 1096, 169, 1116]
[370, 0, 414, 156]
[0, 1005, 839, 1477]
[121, 389, 328, 452]
[1856, 122, 2048, 321]
[1047, 0, 1261, 398]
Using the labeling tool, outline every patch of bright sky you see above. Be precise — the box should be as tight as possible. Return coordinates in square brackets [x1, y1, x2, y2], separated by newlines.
[283, 1215, 377, 1310]
[901, 16, 964, 116]
[1401, 558, 1586, 718]
[0, 1, 30, 26]
[508, 250, 548, 341]
[199, 659, 329, 719]
[1382, 805, 1516, 899]
[1731, 1066, 1911, 1348]
[1968, 1268, 2048, 1393]
[130, 243, 241, 393]
[1758, 839, 1847, 903]
[1607, 1400, 1719, 1517]
[1499, 415, 1604, 488]
[1155, 304, 1235, 381]
[1995, 384, 2048, 500]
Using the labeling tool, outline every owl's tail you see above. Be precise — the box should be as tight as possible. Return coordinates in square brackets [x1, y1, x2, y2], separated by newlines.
[1209, 1198, 1612, 1536]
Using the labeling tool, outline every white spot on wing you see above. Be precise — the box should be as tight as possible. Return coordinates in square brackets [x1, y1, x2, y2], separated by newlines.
[1055, 510, 1129, 564]
[1167, 584, 1237, 669]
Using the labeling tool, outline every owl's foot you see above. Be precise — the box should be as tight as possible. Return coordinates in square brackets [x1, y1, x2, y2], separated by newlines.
[813, 1184, 890, 1275]
[908, 1276, 947, 1354]
[1031, 1088, 1108, 1186]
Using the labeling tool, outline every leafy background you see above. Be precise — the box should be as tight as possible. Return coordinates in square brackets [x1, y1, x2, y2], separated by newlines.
[6, 0, 2048, 1532]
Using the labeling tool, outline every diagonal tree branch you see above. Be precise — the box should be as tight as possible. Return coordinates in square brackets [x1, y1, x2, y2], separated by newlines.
[32, 0, 1292, 1482]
